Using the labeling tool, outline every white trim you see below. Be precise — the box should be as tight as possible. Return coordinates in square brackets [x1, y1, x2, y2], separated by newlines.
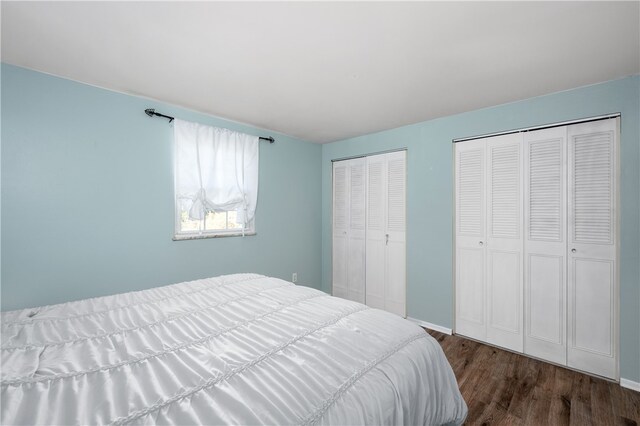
[173, 232, 256, 241]
[407, 317, 452, 335]
[620, 378, 640, 392]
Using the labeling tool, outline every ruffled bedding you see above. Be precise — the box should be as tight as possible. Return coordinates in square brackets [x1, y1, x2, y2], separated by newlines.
[1, 274, 467, 425]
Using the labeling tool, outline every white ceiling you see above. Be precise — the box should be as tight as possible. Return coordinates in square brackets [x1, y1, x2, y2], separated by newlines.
[2, 2, 639, 143]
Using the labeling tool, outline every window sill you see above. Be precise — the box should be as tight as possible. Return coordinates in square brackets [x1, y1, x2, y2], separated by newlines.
[173, 232, 256, 241]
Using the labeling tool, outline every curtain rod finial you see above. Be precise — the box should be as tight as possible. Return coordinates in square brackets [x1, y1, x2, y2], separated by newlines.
[145, 108, 155, 118]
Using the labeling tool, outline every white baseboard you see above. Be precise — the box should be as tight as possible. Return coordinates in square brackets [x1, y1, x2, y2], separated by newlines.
[620, 378, 640, 392]
[407, 317, 452, 335]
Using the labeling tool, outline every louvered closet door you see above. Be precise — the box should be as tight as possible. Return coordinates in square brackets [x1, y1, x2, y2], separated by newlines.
[567, 119, 618, 379]
[384, 151, 406, 317]
[485, 134, 523, 352]
[365, 155, 386, 310]
[455, 140, 486, 341]
[332, 161, 349, 300]
[347, 159, 366, 304]
[366, 151, 406, 316]
[524, 127, 567, 365]
[332, 158, 366, 303]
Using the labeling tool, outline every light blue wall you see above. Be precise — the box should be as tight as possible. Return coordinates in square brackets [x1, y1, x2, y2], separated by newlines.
[1, 64, 322, 311]
[3, 64, 639, 382]
[321, 75, 640, 382]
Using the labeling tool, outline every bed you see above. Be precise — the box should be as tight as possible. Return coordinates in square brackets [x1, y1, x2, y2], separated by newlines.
[1, 274, 467, 425]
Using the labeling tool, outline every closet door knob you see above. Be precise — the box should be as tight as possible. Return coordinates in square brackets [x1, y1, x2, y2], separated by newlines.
[571, 248, 577, 253]
[479, 241, 484, 246]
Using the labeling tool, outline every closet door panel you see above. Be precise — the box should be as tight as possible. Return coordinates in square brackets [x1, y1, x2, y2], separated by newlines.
[456, 145, 485, 247]
[332, 242, 348, 299]
[457, 248, 485, 326]
[365, 242, 385, 309]
[385, 151, 406, 317]
[567, 119, 618, 379]
[366, 156, 386, 310]
[332, 158, 366, 303]
[347, 238, 366, 303]
[365, 151, 407, 315]
[347, 159, 366, 304]
[386, 241, 406, 316]
[332, 162, 349, 299]
[524, 127, 567, 364]
[485, 134, 523, 352]
[573, 259, 613, 354]
[487, 250, 520, 339]
[455, 140, 486, 340]
[528, 255, 563, 342]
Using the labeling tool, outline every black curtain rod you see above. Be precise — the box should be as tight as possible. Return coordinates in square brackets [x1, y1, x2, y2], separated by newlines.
[144, 108, 275, 143]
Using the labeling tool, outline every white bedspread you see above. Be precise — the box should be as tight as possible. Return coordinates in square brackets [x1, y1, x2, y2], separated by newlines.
[1, 274, 467, 425]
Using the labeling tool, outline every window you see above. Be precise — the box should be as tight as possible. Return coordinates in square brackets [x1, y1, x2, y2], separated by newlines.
[173, 119, 259, 239]
[178, 209, 246, 236]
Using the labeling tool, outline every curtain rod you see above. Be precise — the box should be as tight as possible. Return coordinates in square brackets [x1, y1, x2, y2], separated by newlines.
[452, 113, 620, 143]
[330, 147, 407, 162]
[144, 108, 275, 143]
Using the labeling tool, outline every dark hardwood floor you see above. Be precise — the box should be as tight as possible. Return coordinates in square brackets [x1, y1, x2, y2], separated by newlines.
[426, 329, 640, 425]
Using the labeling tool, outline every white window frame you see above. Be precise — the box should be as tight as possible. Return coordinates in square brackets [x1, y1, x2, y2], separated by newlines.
[173, 207, 256, 240]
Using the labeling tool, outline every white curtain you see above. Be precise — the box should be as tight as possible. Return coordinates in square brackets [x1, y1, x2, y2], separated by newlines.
[174, 119, 259, 228]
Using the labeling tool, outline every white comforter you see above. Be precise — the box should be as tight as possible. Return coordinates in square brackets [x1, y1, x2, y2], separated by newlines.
[1, 274, 467, 425]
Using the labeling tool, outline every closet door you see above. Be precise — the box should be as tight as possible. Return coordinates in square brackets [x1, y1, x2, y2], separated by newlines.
[347, 159, 367, 303]
[384, 151, 407, 317]
[485, 134, 523, 352]
[332, 158, 366, 303]
[567, 119, 618, 379]
[332, 161, 349, 300]
[366, 151, 406, 316]
[524, 127, 567, 365]
[365, 155, 386, 310]
[455, 140, 486, 341]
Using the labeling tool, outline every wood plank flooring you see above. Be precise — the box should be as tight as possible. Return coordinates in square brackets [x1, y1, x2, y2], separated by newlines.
[426, 329, 640, 425]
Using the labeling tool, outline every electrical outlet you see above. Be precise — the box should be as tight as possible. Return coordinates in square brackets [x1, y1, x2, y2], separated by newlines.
[292, 273, 298, 283]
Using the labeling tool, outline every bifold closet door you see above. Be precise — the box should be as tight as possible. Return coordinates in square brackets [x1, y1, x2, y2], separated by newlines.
[567, 119, 618, 379]
[456, 117, 618, 379]
[455, 134, 523, 352]
[524, 127, 567, 365]
[384, 151, 407, 316]
[485, 134, 523, 352]
[366, 151, 406, 317]
[455, 140, 486, 341]
[332, 158, 366, 304]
